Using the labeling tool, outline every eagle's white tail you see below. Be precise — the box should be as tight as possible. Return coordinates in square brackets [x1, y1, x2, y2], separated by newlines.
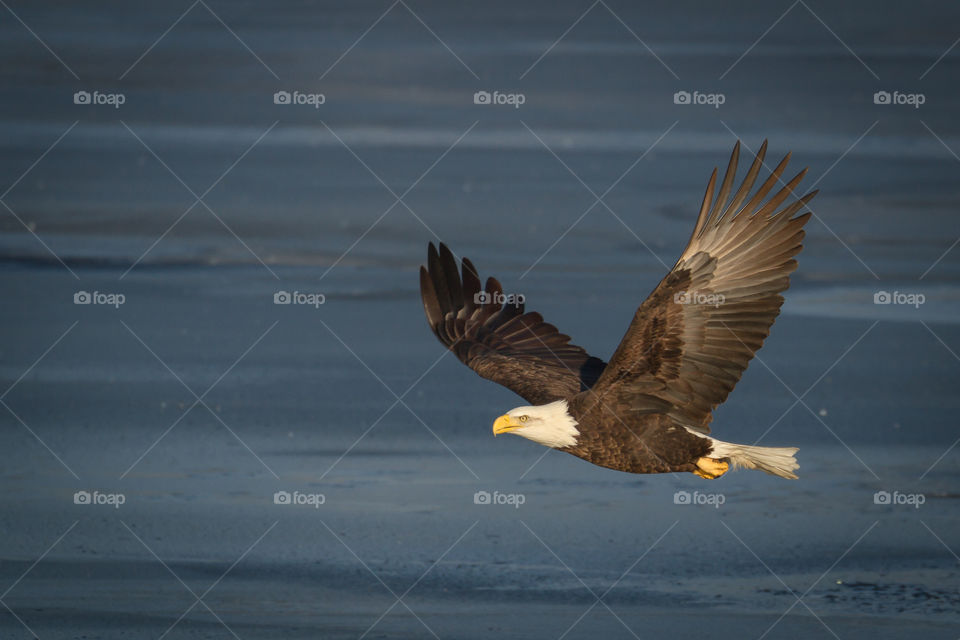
[708, 438, 799, 479]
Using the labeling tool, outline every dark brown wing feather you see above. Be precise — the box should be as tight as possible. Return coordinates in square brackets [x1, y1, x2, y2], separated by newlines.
[420, 242, 606, 405]
[580, 141, 815, 433]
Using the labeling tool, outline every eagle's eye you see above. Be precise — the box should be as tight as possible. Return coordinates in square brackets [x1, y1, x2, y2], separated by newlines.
[519, 415, 528, 422]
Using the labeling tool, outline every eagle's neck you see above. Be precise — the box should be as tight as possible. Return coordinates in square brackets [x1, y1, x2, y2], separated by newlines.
[522, 400, 580, 449]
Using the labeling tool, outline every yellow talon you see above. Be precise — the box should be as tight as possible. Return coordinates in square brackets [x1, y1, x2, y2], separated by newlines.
[694, 457, 729, 479]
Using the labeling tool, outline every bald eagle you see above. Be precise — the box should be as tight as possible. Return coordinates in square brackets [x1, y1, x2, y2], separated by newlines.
[419, 141, 815, 479]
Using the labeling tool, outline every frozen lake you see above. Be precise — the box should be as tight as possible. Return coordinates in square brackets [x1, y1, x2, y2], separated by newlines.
[0, 1, 958, 638]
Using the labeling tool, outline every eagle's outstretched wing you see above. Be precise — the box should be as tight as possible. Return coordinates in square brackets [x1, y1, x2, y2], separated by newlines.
[580, 141, 815, 433]
[420, 242, 606, 405]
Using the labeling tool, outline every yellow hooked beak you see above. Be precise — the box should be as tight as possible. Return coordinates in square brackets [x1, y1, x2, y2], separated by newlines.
[493, 414, 520, 436]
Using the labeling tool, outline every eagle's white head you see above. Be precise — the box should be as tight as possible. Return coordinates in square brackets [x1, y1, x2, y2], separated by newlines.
[492, 399, 580, 449]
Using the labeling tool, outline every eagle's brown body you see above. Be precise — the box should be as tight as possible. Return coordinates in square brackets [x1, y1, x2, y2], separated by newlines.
[562, 408, 711, 474]
[419, 141, 814, 478]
